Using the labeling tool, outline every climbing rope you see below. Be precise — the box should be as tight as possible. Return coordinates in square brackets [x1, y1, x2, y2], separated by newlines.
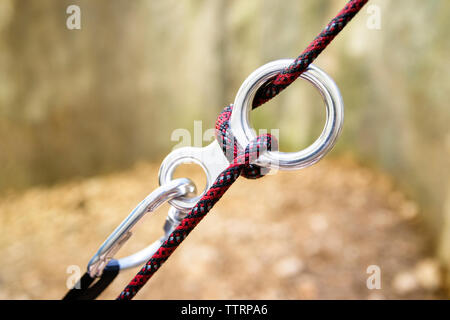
[117, 0, 369, 300]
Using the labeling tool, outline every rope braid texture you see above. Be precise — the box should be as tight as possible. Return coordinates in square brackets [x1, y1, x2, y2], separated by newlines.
[117, 0, 368, 300]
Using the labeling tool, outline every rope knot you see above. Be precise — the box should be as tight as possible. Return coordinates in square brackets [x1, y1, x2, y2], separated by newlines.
[215, 104, 278, 179]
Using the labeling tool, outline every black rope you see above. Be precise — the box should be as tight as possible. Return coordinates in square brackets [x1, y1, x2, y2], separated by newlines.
[63, 260, 120, 300]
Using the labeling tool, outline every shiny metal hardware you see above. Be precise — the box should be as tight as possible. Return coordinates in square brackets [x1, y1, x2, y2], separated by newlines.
[158, 59, 344, 211]
[158, 140, 229, 212]
[87, 59, 344, 278]
[115, 206, 188, 271]
[87, 178, 196, 277]
[230, 59, 344, 170]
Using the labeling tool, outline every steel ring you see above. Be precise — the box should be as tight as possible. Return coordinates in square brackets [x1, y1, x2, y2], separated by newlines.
[229, 59, 344, 170]
[158, 141, 230, 211]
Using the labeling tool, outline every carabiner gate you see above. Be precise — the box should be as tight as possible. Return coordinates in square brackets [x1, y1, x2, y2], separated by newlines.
[87, 178, 196, 278]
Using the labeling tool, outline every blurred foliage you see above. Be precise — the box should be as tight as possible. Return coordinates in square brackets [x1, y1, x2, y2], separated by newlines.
[0, 0, 449, 284]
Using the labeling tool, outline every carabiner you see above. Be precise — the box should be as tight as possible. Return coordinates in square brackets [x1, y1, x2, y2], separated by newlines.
[87, 178, 196, 278]
[112, 206, 189, 272]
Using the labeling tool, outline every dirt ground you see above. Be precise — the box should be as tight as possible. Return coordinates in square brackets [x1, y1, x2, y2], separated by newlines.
[0, 156, 447, 299]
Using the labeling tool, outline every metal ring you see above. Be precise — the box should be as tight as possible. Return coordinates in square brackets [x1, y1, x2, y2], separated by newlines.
[158, 141, 230, 211]
[230, 59, 344, 170]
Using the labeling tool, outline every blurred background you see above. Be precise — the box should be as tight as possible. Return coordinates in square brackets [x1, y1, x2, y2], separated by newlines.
[0, 0, 449, 299]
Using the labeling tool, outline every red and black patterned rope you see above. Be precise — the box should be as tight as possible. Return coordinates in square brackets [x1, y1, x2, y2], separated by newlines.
[253, 0, 368, 108]
[117, 0, 368, 300]
[118, 106, 275, 299]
